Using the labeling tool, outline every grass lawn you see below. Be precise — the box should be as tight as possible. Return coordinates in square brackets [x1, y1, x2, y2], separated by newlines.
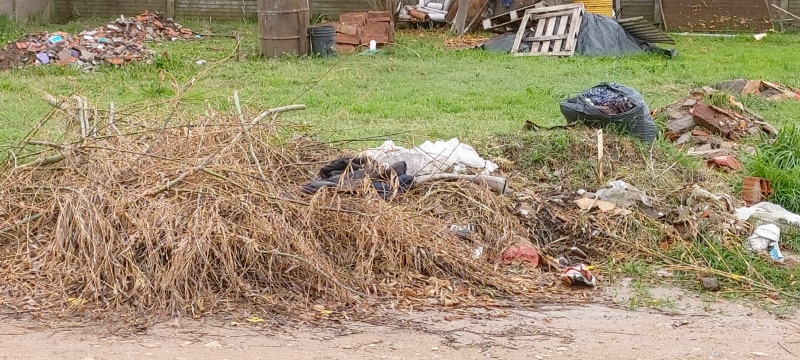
[2, 19, 800, 147]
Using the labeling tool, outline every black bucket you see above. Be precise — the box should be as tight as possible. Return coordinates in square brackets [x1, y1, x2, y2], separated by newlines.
[309, 24, 336, 57]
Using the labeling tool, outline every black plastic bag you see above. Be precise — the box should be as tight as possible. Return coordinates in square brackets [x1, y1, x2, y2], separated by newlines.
[559, 82, 656, 143]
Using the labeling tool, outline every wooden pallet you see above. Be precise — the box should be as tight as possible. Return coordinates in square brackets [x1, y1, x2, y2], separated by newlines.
[511, 3, 583, 57]
[481, 1, 549, 33]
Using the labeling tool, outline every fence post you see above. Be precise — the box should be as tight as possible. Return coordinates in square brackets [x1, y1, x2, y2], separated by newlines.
[166, 0, 175, 18]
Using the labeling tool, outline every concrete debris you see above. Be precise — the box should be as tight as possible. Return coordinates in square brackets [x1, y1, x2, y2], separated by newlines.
[1, 11, 197, 71]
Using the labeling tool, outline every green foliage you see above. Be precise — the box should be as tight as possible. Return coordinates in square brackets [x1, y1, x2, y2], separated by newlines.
[0, 15, 23, 44]
[747, 125, 800, 213]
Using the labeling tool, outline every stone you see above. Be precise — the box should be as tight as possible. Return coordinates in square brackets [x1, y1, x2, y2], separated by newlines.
[700, 277, 720, 291]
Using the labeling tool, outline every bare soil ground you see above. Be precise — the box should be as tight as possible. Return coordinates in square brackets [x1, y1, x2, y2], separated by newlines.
[1, 285, 798, 360]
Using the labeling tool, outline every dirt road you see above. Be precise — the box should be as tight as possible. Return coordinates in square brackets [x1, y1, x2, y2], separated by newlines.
[1, 287, 798, 360]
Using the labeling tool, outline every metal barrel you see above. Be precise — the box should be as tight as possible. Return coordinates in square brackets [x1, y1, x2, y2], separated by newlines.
[257, 0, 310, 58]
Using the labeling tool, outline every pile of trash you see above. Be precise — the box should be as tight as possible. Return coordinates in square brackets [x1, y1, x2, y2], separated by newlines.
[0, 93, 583, 320]
[0, 11, 196, 71]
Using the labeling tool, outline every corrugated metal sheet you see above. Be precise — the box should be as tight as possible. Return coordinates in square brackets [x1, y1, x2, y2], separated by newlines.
[575, 0, 612, 17]
[661, 0, 772, 32]
[617, 16, 674, 44]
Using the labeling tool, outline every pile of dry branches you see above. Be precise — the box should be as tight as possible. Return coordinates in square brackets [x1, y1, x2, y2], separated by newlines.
[0, 94, 548, 318]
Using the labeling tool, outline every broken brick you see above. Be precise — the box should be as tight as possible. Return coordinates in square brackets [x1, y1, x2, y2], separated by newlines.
[741, 177, 774, 206]
[706, 156, 742, 172]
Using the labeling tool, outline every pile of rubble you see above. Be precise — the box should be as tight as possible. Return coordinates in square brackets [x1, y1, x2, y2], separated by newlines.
[0, 11, 196, 71]
[661, 86, 779, 169]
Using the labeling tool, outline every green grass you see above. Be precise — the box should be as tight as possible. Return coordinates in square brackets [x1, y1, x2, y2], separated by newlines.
[746, 126, 800, 213]
[2, 20, 800, 146]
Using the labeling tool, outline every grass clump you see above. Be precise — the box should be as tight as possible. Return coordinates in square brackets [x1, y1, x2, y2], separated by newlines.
[747, 125, 800, 213]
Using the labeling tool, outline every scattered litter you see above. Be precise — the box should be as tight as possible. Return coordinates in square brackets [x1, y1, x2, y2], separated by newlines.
[195, 59, 207, 65]
[595, 180, 654, 208]
[736, 202, 800, 227]
[450, 224, 478, 239]
[741, 177, 774, 206]
[574, 197, 631, 216]
[753, 33, 767, 41]
[560, 83, 657, 143]
[560, 264, 596, 287]
[301, 157, 414, 200]
[700, 276, 721, 292]
[363, 138, 499, 176]
[746, 224, 784, 262]
[686, 185, 734, 213]
[1, 11, 196, 71]
[502, 238, 540, 267]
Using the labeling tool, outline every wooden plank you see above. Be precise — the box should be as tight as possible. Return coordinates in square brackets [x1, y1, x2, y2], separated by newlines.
[564, 6, 583, 55]
[523, 33, 569, 42]
[551, 15, 569, 53]
[658, 0, 666, 30]
[510, 12, 530, 54]
[531, 14, 548, 53]
[539, 16, 558, 54]
[529, 9, 577, 20]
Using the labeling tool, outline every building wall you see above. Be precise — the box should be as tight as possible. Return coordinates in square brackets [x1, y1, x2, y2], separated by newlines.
[52, 0, 375, 21]
[0, 0, 53, 21]
[619, 0, 800, 24]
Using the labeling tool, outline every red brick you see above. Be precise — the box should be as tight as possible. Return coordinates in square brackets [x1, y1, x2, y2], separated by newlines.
[384, 23, 395, 43]
[361, 24, 386, 36]
[336, 33, 361, 45]
[367, 11, 392, 21]
[361, 33, 390, 45]
[339, 12, 366, 26]
[335, 23, 360, 36]
[336, 44, 357, 53]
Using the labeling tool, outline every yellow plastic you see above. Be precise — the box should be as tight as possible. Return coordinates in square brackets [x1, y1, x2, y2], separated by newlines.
[575, 0, 613, 17]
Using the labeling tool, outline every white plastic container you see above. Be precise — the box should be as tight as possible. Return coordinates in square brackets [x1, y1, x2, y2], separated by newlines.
[369, 40, 377, 51]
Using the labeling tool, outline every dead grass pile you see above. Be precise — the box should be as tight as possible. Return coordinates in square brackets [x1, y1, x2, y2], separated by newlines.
[0, 95, 555, 319]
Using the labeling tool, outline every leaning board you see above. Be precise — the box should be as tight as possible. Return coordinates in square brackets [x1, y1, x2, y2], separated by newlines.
[511, 3, 584, 57]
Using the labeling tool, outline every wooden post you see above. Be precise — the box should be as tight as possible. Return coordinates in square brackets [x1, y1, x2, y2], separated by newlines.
[235, 32, 242, 61]
[166, 0, 175, 18]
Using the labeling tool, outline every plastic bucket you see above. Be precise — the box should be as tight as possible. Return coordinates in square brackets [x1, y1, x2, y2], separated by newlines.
[309, 24, 336, 57]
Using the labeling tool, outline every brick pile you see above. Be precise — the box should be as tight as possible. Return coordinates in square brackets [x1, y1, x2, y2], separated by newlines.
[335, 11, 395, 53]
